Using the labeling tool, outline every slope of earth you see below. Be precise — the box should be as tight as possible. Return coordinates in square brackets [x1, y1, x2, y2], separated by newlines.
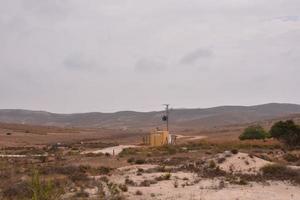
[1, 103, 300, 130]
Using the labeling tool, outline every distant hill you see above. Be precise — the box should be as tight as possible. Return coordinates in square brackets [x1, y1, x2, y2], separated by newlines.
[1, 103, 300, 130]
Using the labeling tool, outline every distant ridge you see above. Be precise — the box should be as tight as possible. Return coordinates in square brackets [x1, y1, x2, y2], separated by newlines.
[1, 103, 300, 129]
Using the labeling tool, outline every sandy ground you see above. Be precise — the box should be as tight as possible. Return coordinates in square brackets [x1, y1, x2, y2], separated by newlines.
[108, 164, 300, 200]
[176, 134, 207, 141]
[82, 145, 138, 155]
[128, 180, 299, 200]
[218, 152, 271, 174]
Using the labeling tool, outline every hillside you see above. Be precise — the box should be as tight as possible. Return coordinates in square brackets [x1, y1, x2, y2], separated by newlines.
[1, 103, 300, 130]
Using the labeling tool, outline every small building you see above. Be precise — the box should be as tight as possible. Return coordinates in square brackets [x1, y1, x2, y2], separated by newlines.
[143, 104, 176, 147]
[143, 130, 176, 146]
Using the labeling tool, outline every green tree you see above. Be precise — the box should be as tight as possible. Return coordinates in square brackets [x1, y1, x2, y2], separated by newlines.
[239, 125, 269, 140]
[270, 120, 300, 147]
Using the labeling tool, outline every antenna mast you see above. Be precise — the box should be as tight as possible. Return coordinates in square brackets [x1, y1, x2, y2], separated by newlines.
[163, 104, 169, 131]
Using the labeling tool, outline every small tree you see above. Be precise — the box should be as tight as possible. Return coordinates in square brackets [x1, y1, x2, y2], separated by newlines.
[239, 125, 269, 140]
[270, 120, 300, 147]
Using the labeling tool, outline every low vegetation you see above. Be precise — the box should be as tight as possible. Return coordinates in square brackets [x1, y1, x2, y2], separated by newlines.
[260, 164, 300, 184]
[239, 125, 270, 140]
[270, 120, 300, 147]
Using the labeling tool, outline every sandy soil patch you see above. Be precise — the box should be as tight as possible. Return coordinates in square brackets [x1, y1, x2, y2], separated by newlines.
[127, 180, 299, 200]
[82, 145, 138, 155]
[176, 134, 207, 141]
[218, 152, 271, 174]
[108, 164, 300, 200]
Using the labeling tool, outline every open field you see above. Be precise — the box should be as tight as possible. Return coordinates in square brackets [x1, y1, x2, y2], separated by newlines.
[0, 120, 300, 200]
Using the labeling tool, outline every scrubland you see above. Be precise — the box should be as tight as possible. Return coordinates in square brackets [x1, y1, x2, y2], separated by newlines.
[0, 124, 300, 200]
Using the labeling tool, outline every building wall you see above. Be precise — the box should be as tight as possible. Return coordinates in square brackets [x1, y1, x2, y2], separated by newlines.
[144, 131, 169, 146]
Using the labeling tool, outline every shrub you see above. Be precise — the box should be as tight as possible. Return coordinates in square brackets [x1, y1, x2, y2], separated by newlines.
[239, 125, 269, 140]
[140, 180, 151, 187]
[231, 149, 238, 154]
[127, 157, 135, 163]
[260, 164, 300, 184]
[283, 153, 299, 162]
[173, 180, 178, 188]
[135, 190, 143, 195]
[30, 170, 62, 200]
[119, 148, 138, 157]
[69, 172, 89, 182]
[98, 166, 112, 175]
[3, 181, 32, 199]
[270, 120, 300, 147]
[208, 160, 216, 168]
[155, 173, 171, 181]
[217, 157, 226, 164]
[135, 159, 146, 165]
[75, 191, 89, 198]
[125, 178, 135, 186]
[118, 184, 128, 192]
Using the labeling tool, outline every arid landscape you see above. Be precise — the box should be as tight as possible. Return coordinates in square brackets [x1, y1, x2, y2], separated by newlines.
[0, 104, 300, 200]
[1, 0, 300, 199]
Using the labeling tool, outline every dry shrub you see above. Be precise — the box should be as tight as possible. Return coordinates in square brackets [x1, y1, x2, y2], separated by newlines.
[260, 164, 300, 184]
[231, 149, 238, 154]
[135, 159, 146, 165]
[75, 190, 89, 198]
[3, 181, 32, 199]
[283, 153, 299, 162]
[69, 172, 89, 182]
[140, 179, 154, 187]
[127, 157, 135, 163]
[125, 178, 135, 186]
[155, 173, 171, 181]
[118, 184, 128, 192]
[98, 166, 113, 175]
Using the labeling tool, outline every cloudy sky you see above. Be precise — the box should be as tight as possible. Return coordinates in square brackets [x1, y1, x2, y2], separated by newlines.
[1, 0, 300, 113]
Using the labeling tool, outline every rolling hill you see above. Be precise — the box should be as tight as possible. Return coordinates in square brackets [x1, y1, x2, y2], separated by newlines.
[1, 103, 300, 130]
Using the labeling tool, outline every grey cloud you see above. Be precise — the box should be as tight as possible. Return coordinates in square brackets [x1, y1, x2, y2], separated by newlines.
[180, 49, 213, 65]
[134, 58, 167, 73]
[63, 55, 108, 74]
[1, 0, 300, 112]
[63, 55, 93, 70]
[21, 0, 68, 22]
[277, 16, 300, 22]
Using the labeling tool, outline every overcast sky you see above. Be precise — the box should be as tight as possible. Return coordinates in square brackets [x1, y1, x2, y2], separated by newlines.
[1, 0, 300, 113]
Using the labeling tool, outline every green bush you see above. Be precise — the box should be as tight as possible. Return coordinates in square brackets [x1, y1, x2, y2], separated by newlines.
[239, 125, 269, 140]
[270, 120, 300, 147]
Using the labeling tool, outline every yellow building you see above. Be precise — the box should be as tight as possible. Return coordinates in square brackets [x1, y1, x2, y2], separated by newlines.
[143, 130, 170, 146]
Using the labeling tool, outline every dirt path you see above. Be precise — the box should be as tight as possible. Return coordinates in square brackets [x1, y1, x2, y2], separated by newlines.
[176, 134, 207, 141]
[81, 145, 138, 155]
